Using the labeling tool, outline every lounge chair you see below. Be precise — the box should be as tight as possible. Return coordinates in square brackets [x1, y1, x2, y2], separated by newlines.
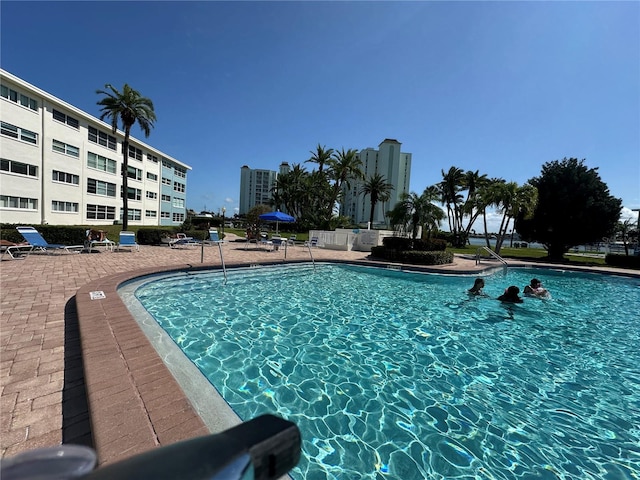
[1, 240, 33, 260]
[16, 226, 83, 254]
[259, 233, 273, 251]
[169, 233, 200, 248]
[304, 236, 319, 248]
[203, 230, 223, 245]
[116, 231, 139, 252]
[85, 229, 115, 252]
[287, 235, 297, 247]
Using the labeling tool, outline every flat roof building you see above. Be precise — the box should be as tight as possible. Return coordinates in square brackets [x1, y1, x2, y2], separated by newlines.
[340, 139, 412, 226]
[0, 69, 191, 226]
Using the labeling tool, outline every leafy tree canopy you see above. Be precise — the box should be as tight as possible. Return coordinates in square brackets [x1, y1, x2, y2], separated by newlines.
[516, 158, 622, 259]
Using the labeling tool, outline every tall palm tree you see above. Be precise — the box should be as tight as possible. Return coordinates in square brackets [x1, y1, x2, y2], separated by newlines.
[327, 148, 363, 220]
[96, 84, 156, 231]
[491, 182, 538, 254]
[461, 170, 489, 240]
[306, 144, 334, 174]
[361, 173, 394, 227]
[438, 166, 465, 243]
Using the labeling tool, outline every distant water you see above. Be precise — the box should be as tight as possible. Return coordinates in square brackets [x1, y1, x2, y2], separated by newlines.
[467, 237, 545, 249]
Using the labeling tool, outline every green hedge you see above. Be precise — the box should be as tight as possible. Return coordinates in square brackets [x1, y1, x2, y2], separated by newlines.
[371, 245, 454, 265]
[1, 224, 86, 245]
[605, 254, 640, 269]
[399, 250, 454, 265]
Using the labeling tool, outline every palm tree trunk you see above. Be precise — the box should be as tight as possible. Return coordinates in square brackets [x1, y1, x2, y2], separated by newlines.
[122, 129, 130, 231]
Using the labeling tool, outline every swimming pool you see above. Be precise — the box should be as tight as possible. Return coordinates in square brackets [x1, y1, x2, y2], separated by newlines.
[132, 263, 640, 479]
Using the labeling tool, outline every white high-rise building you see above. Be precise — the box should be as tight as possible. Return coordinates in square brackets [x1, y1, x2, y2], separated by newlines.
[340, 139, 412, 226]
[238, 165, 279, 215]
[0, 69, 191, 226]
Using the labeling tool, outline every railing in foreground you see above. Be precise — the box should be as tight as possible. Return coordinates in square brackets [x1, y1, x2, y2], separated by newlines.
[476, 246, 508, 271]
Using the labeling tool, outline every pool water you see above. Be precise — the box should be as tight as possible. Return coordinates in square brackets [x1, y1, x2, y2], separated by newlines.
[134, 264, 640, 479]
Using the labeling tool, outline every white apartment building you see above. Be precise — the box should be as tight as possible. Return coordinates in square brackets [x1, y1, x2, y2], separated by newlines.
[0, 69, 191, 227]
[340, 138, 412, 226]
[238, 162, 290, 215]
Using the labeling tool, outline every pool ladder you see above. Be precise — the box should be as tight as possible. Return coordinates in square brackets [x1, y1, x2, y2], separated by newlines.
[306, 243, 316, 271]
[476, 246, 508, 271]
[200, 241, 227, 284]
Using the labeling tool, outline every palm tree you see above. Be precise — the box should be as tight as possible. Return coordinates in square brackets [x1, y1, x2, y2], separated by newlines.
[390, 188, 444, 241]
[361, 173, 394, 227]
[438, 167, 465, 244]
[492, 182, 538, 254]
[96, 84, 156, 231]
[327, 148, 363, 221]
[306, 144, 334, 174]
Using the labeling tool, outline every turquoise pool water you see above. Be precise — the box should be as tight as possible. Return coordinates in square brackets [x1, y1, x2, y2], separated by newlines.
[134, 264, 640, 479]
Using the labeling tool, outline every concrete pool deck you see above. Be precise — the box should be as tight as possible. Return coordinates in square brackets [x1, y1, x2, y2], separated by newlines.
[1, 239, 638, 466]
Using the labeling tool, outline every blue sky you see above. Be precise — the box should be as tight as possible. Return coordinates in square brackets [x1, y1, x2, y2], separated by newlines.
[2, 1, 638, 230]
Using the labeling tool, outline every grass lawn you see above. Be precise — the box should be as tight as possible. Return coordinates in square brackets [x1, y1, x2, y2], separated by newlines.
[448, 245, 608, 266]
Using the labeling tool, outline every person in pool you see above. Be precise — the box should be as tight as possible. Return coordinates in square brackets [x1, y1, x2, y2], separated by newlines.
[498, 286, 523, 303]
[523, 278, 550, 298]
[468, 278, 486, 296]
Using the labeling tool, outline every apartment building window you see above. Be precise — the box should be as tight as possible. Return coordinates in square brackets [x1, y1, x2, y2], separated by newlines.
[161, 194, 171, 202]
[52, 170, 79, 185]
[172, 198, 184, 208]
[88, 126, 117, 150]
[87, 178, 116, 197]
[161, 177, 171, 186]
[146, 191, 157, 199]
[127, 145, 143, 161]
[52, 139, 79, 157]
[175, 167, 186, 178]
[172, 213, 185, 222]
[161, 159, 171, 169]
[52, 200, 79, 213]
[87, 152, 117, 174]
[146, 172, 157, 181]
[1, 159, 37, 177]
[125, 165, 142, 181]
[1, 84, 38, 111]
[147, 153, 158, 163]
[173, 181, 185, 193]
[86, 204, 115, 220]
[120, 208, 141, 221]
[145, 210, 157, 218]
[1, 195, 38, 210]
[161, 211, 170, 219]
[122, 187, 142, 201]
[52, 109, 79, 129]
[1, 122, 38, 144]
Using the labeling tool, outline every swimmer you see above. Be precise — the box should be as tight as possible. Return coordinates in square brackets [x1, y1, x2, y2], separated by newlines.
[498, 286, 523, 303]
[468, 278, 486, 296]
[523, 278, 550, 298]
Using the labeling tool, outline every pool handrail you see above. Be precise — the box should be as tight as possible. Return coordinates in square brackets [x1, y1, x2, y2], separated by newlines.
[476, 246, 508, 271]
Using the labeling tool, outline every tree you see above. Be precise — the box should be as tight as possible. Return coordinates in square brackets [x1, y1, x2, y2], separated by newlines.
[306, 144, 334, 174]
[389, 188, 444, 241]
[491, 182, 537, 254]
[516, 158, 622, 260]
[96, 84, 156, 231]
[361, 173, 394, 226]
[327, 148, 363, 222]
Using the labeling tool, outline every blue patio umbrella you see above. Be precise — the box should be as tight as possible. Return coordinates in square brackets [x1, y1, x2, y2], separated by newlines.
[258, 211, 295, 234]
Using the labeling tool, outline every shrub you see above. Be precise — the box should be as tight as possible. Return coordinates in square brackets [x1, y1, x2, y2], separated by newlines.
[137, 228, 173, 245]
[382, 236, 412, 250]
[1, 224, 85, 244]
[400, 250, 454, 265]
[413, 238, 447, 251]
[605, 254, 640, 270]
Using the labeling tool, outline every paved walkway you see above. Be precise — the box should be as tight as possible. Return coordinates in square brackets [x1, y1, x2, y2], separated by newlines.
[1, 239, 636, 465]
